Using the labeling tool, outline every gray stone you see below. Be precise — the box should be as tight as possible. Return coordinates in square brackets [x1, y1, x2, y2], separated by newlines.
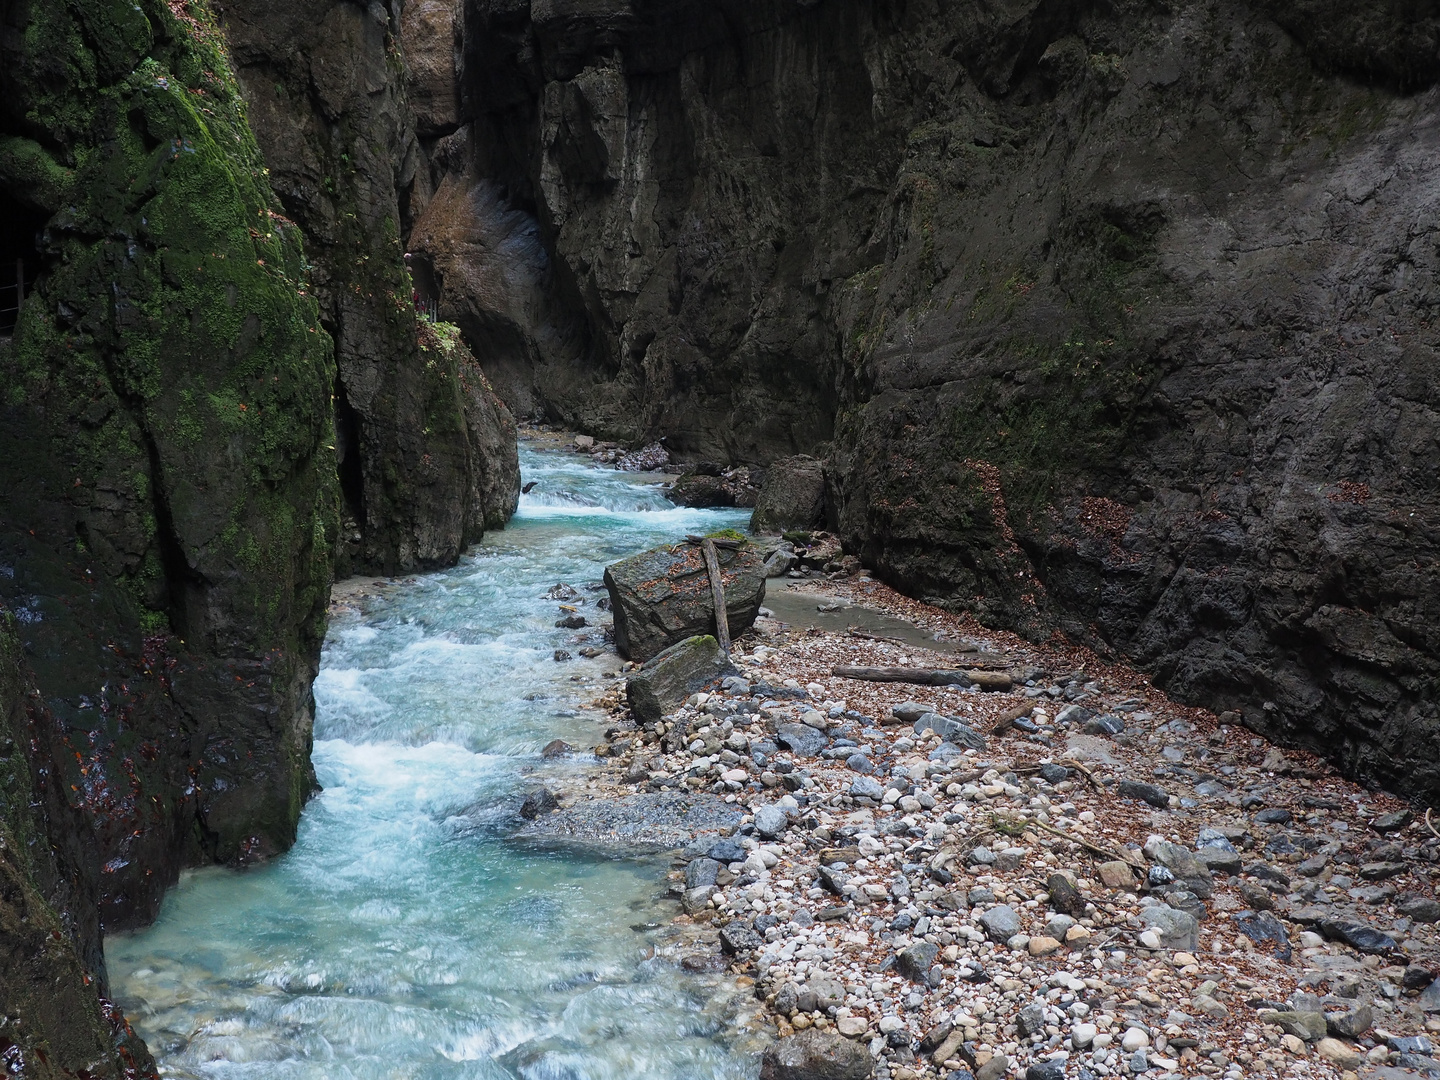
[1016, 1002, 1046, 1037]
[897, 940, 940, 981]
[809, 976, 847, 1010]
[1233, 909, 1291, 959]
[606, 544, 767, 661]
[850, 775, 884, 799]
[709, 838, 747, 863]
[720, 921, 763, 954]
[1196, 847, 1243, 874]
[979, 905, 1022, 942]
[1038, 763, 1070, 784]
[912, 713, 988, 750]
[846, 753, 874, 774]
[1026, 1062, 1066, 1080]
[1260, 1011, 1327, 1042]
[892, 701, 930, 723]
[627, 635, 737, 725]
[1370, 810, 1413, 832]
[519, 788, 559, 819]
[1082, 714, 1125, 735]
[686, 857, 720, 889]
[1138, 905, 1199, 951]
[682, 885, 715, 913]
[975, 1054, 1009, 1080]
[759, 1029, 874, 1080]
[1118, 780, 1170, 808]
[1421, 978, 1440, 1013]
[1398, 895, 1440, 923]
[754, 804, 789, 839]
[777, 723, 828, 757]
[750, 456, 827, 534]
[1326, 1004, 1372, 1040]
[1315, 917, 1399, 954]
[1389, 1036, 1434, 1055]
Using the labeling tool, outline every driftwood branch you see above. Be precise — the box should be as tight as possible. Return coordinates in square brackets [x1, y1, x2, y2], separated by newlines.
[832, 665, 971, 686]
[831, 665, 1014, 691]
[686, 534, 743, 549]
[700, 537, 731, 654]
[989, 703, 1035, 735]
[1427, 808, 1439, 841]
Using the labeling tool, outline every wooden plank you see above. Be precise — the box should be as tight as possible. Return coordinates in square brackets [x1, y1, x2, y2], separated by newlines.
[700, 537, 731, 654]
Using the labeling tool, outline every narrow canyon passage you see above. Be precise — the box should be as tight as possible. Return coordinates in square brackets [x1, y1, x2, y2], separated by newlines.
[106, 444, 758, 1079]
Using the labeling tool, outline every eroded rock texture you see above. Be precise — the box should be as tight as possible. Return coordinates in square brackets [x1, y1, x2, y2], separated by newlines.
[0, 608, 156, 1078]
[416, 0, 1440, 801]
[216, 0, 519, 575]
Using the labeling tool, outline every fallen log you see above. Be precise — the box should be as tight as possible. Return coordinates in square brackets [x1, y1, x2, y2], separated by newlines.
[685, 534, 744, 549]
[832, 665, 972, 686]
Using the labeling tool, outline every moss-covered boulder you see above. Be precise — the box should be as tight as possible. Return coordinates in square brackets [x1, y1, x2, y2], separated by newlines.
[0, 0, 336, 930]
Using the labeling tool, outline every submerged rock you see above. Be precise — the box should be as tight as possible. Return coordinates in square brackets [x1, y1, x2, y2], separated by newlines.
[605, 543, 767, 661]
[519, 788, 560, 819]
[627, 636, 738, 726]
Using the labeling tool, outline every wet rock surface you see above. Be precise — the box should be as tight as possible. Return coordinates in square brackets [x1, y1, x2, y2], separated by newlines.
[0, 608, 156, 1077]
[752, 457, 828, 535]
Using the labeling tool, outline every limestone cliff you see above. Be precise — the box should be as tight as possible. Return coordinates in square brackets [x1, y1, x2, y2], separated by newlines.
[416, 0, 1440, 803]
[214, 0, 520, 575]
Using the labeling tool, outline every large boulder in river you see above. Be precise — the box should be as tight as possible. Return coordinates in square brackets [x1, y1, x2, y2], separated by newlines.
[670, 466, 761, 508]
[605, 543, 767, 660]
[751, 456, 826, 533]
[760, 1029, 874, 1080]
[628, 636, 737, 725]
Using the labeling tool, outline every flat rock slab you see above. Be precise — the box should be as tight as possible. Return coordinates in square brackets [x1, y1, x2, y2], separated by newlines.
[516, 793, 743, 851]
[605, 542, 767, 660]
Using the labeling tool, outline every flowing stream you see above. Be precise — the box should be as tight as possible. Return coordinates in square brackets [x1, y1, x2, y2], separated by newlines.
[108, 443, 759, 1080]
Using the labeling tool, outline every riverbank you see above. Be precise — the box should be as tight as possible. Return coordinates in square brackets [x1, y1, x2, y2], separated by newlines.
[536, 570, 1440, 1080]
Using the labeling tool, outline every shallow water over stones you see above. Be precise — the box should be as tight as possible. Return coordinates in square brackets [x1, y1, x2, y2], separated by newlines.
[108, 444, 758, 1079]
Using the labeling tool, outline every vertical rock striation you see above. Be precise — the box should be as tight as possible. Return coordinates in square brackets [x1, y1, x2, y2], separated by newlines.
[419, 0, 1440, 803]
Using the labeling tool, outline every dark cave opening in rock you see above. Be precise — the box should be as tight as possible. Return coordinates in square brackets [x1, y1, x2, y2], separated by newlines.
[0, 197, 44, 336]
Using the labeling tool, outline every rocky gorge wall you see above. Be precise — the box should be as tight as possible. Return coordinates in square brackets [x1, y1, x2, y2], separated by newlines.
[407, 0, 1440, 804]
[213, 0, 520, 576]
[0, 0, 520, 1058]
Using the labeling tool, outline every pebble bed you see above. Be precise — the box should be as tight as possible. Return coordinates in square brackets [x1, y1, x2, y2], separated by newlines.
[555, 572, 1440, 1080]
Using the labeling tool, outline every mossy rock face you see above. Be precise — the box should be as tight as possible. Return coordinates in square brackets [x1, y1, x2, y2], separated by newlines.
[213, 6, 521, 575]
[0, 0, 337, 932]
